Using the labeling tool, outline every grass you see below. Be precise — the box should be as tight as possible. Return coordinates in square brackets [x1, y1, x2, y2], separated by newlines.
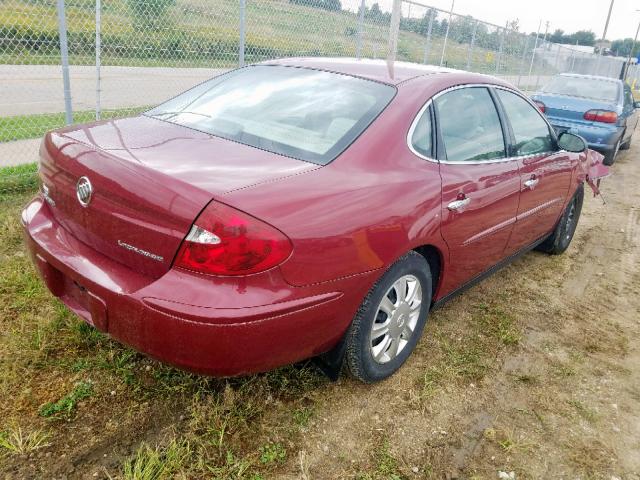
[0, 425, 51, 455]
[0, 107, 147, 143]
[122, 439, 191, 480]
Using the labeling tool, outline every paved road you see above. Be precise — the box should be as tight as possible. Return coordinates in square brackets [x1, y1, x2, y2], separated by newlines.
[0, 65, 225, 166]
[0, 65, 225, 117]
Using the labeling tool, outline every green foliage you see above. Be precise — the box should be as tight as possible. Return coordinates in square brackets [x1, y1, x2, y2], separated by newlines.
[39, 381, 93, 419]
[126, 0, 176, 30]
[259, 442, 286, 465]
[549, 28, 596, 47]
[289, 0, 341, 12]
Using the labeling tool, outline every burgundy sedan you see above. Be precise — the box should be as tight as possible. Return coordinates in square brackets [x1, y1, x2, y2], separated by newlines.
[22, 58, 608, 383]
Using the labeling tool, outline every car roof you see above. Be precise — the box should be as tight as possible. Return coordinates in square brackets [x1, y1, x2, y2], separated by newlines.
[261, 57, 463, 85]
[557, 73, 622, 84]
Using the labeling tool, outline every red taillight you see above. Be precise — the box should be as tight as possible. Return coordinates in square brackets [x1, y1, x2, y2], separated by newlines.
[174, 202, 292, 276]
[584, 109, 618, 124]
[533, 100, 546, 113]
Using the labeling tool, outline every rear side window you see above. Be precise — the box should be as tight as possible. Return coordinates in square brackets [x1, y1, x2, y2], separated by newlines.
[496, 89, 554, 156]
[145, 65, 396, 165]
[435, 87, 505, 162]
[410, 106, 433, 157]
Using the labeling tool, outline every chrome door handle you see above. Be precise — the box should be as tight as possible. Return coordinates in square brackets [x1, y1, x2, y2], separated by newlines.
[524, 178, 539, 189]
[447, 197, 471, 211]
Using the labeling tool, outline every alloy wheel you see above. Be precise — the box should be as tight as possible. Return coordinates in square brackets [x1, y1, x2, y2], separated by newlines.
[370, 274, 423, 364]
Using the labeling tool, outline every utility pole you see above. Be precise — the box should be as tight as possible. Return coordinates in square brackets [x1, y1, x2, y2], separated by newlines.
[601, 0, 615, 54]
[625, 10, 640, 80]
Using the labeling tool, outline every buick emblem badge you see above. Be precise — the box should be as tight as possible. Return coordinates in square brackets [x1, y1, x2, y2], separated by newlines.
[76, 176, 93, 207]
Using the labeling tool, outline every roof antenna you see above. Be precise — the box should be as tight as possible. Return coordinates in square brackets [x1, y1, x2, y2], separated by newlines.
[387, 0, 401, 79]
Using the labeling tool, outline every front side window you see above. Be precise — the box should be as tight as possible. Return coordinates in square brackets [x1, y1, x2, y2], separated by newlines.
[435, 87, 505, 162]
[146, 65, 396, 165]
[496, 89, 554, 156]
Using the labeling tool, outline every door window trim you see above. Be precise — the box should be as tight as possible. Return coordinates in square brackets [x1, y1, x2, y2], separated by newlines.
[406, 83, 561, 165]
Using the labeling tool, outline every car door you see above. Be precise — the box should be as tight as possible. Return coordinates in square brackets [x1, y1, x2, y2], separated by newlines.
[493, 87, 573, 252]
[622, 84, 639, 143]
[433, 86, 521, 294]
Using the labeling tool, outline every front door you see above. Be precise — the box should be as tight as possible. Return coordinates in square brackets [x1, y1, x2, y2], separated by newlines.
[493, 88, 573, 251]
[434, 86, 521, 295]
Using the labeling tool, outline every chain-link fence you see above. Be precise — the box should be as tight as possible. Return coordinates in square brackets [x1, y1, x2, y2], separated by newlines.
[0, 0, 635, 194]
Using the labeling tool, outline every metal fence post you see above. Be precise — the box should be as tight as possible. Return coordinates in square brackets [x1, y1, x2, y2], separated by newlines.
[356, 0, 365, 60]
[534, 23, 549, 90]
[495, 24, 506, 74]
[466, 19, 478, 70]
[56, 0, 73, 125]
[423, 9, 435, 64]
[239, 0, 246, 67]
[527, 20, 542, 91]
[95, 0, 101, 121]
[440, 0, 454, 67]
[516, 35, 530, 87]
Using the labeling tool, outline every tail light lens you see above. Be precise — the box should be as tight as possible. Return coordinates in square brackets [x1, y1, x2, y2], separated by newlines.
[174, 202, 292, 276]
[584, 110, 618, 124]
[533, 100, 546, 113]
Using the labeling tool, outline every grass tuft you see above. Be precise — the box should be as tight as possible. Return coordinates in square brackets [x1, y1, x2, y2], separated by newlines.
[0, 425, 51, 455]
[122, 439, 191, 480]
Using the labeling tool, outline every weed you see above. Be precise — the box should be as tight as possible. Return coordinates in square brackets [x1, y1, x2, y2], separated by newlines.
[292, 405, 314, 427]
[259, 442, 286, 465]
[0, 425, 50, 455]
[39, 381, 93, 419]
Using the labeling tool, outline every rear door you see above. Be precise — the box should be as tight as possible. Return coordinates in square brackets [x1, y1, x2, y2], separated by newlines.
[434, 86, 521, 293]
[494, 87, 572, 252]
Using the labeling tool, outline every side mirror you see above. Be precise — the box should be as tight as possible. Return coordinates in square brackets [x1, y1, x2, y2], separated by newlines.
[634, 101, 640, 109]
[557, 132, 587, 153]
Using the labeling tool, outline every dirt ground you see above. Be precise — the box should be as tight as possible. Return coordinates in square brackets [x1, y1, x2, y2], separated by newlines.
[1, 137, 639, 479]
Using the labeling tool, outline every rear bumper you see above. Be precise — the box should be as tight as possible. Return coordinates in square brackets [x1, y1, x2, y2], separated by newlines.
[22, 198, 373, 376]
[549, 118, 623, 152]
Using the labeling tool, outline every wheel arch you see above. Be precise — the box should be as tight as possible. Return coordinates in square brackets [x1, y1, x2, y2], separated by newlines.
[413, 244, 444, 304]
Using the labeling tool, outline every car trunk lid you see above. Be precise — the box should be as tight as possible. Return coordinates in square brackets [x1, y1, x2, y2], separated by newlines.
[533, 93, 619, 126]
[39, 116, 317, 278]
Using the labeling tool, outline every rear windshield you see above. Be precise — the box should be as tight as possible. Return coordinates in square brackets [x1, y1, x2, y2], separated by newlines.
[541, 76, 620, 103]
[145, 65, 396, 165]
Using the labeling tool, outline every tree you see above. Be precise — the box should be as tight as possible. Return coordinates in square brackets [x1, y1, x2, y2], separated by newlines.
[611, 38, 639, 57]
[568, 30, 596, 46]
[549, 29, 565, 43]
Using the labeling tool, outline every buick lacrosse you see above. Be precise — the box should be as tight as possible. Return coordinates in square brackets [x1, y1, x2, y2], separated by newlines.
[22, 58, 608, 382]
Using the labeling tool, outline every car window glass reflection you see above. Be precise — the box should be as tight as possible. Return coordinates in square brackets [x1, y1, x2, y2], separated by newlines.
[497, 89, 554, 157]
[435, 87, 505, 162]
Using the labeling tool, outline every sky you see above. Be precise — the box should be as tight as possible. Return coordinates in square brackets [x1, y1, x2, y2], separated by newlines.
[356, 0, 640, 40]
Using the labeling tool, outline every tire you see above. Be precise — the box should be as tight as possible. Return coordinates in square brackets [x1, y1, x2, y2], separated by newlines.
[603, 138, 621, 166]
[620, 134, 632, 150]
[536, 184, 584, 255]
[345, 251, 432, 383]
